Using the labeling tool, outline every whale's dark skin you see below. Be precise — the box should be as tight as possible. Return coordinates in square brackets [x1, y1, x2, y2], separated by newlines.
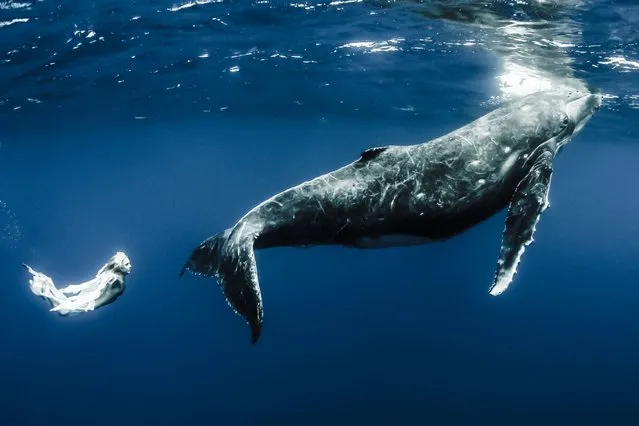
[180, 90, 601, 344]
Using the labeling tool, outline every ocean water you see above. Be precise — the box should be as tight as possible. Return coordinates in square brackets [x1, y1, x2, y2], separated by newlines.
[1, 0, 639, 424]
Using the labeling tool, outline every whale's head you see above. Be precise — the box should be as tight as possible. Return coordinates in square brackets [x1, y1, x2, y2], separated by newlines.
[508, 89, 601, 144]
[564, 91, 602, 136]
[525, 90, 601, 151]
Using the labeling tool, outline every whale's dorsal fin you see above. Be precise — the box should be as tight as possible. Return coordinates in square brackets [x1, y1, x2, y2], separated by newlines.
[359, 146, 389, 162]
[488, 146, 555, 297]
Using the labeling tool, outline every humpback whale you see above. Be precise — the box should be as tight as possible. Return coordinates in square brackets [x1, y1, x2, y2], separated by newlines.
[180, 90, 601, 344]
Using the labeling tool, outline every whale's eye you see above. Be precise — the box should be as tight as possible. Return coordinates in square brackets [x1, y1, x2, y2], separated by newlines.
[562, 116, 569, 125]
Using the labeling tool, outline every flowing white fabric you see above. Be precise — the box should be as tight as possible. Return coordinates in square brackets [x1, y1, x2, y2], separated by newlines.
[24, 252, 132, 315]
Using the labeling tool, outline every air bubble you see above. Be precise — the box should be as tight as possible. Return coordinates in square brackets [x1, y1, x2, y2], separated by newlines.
[0, 200, 22, 248]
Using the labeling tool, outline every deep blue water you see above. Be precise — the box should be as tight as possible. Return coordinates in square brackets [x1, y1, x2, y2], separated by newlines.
[1, 0, 639, 425]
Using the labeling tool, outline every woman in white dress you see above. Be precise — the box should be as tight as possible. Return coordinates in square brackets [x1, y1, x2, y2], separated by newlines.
[23, 252, 132, 315]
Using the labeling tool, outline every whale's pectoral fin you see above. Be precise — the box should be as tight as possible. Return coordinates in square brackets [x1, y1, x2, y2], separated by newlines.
[489, 148, 555, 296]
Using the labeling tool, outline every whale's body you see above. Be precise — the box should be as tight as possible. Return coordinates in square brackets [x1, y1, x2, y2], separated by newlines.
[181, 90, 601, 344]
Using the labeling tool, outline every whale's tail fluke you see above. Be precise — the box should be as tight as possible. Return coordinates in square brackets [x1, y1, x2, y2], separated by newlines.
[180, 228, 264, 344]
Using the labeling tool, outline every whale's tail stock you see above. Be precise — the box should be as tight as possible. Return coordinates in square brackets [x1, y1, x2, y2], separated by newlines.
[179, 228, 264, 344]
